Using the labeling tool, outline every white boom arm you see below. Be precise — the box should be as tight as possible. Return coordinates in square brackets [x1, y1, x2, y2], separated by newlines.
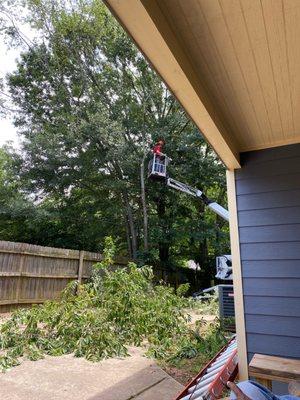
[167, 177, 229, 222]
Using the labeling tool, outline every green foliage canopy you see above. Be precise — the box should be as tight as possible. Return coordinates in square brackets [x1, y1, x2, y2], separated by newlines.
[0, 0, 229, 281]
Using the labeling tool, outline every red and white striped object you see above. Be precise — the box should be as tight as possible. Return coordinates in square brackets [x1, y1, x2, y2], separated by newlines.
[174, 337, 238, 400]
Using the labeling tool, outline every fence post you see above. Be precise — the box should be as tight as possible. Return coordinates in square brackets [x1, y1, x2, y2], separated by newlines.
[15, 244, 26, 305]
[77, 250, 84, 294]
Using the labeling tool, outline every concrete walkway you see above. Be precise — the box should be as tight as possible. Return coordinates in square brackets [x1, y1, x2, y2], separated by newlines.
[0, 347, 183, 400]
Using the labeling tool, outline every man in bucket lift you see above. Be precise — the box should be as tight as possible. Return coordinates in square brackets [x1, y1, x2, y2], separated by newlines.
[149, 138, 167, 177]
[152, 138, 165, 156]
[153, 138, 166, 172]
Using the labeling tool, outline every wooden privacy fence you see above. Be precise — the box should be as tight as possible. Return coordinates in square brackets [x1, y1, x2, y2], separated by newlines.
[0, 240, 128, 312]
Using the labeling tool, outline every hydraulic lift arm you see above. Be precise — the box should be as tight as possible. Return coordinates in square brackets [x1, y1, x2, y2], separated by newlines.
[167, 177, 229, 222]
[148, 152, 229, 222]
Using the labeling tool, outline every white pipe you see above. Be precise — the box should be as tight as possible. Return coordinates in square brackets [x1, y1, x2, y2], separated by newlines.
[219, 346, 236, 358]
[180, 390, 203, 400]
[182, 382, 210, 400]
[220, 342, 237, 354]
[180, 392, 204, 400]
[190, 374, 216, 391]
[198, 365, 223, 381]
[224, 341, 237, 351]
[217, 347, 236, 360]
[189, 366, 223, 393]
[192, 395, 205, 400]
[189, 379, 208, 394]
[213, 344, 236, 360]
[190, 383, 211, 399]
[207, 352, 235, 372]
[209, 353, 232, 368]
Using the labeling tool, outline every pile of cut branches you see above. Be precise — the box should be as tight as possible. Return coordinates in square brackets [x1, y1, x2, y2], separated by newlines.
[0, 238, 227, 372]
[0, 239, 194, 370]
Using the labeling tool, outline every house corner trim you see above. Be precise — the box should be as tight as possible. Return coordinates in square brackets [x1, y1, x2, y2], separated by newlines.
[226, 170, 248, 380]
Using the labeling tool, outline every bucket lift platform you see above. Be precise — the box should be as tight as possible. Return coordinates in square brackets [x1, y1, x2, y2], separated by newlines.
[148, 152, 229, 221]
[148, 153, 170, 181]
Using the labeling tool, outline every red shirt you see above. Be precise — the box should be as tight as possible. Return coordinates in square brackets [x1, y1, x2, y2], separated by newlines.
[153, 144, 163, 154]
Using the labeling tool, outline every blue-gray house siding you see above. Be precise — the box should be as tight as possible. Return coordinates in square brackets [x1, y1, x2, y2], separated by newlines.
[235, 143, 300, 369]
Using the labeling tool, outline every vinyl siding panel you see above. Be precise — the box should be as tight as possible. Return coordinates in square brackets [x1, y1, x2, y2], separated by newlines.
[239, 207, 300, 226]
[247, 334, 300, 359]
[236, 173, 300, 195]
[246, 315, 300, 338]
[237, 189, 300, 211]
[244, 296, 300, 317]
[235, 156, 300, 180]
[240, 225, 300, 243]
[241, 242, 300, 260]
[243, 278, 300, 297]
[242, 260, 300, 278]
[235, 144, 300, 372]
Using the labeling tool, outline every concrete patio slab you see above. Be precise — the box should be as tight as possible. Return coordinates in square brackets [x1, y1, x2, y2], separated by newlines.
[0, 347, 183, 400]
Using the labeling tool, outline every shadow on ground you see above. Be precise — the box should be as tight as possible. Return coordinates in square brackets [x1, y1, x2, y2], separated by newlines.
[88, 365, 182, 400]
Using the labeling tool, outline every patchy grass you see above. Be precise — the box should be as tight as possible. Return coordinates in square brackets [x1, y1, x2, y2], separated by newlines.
[160, 318, 228, 384]
[160, 296, 229, 385]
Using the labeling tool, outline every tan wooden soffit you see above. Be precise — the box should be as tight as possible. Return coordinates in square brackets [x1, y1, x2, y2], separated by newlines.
[105, 0, 240, 170]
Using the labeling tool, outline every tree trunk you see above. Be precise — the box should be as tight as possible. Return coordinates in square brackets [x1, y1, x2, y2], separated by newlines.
[122, 191, 138, 260]
[124, 213, 132, 258]
[140, 155, 149, 252]
[159, 243, 170, 264]
[156, 193, 170, 276]
[110, 160, 138, 260]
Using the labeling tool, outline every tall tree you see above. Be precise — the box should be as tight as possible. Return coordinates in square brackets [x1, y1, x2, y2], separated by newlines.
[0, 0, 229, 280]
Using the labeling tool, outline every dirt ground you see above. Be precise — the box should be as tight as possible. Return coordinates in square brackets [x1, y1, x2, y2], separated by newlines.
[0, 347, 183, 400]
[187, 311, 217, 326]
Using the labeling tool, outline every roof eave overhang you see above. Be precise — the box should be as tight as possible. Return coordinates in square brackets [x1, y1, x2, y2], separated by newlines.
[105, 0, 241, 170]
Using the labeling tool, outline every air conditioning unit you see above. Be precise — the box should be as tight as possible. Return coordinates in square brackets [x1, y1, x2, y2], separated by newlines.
[218, 284, 235, 330]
